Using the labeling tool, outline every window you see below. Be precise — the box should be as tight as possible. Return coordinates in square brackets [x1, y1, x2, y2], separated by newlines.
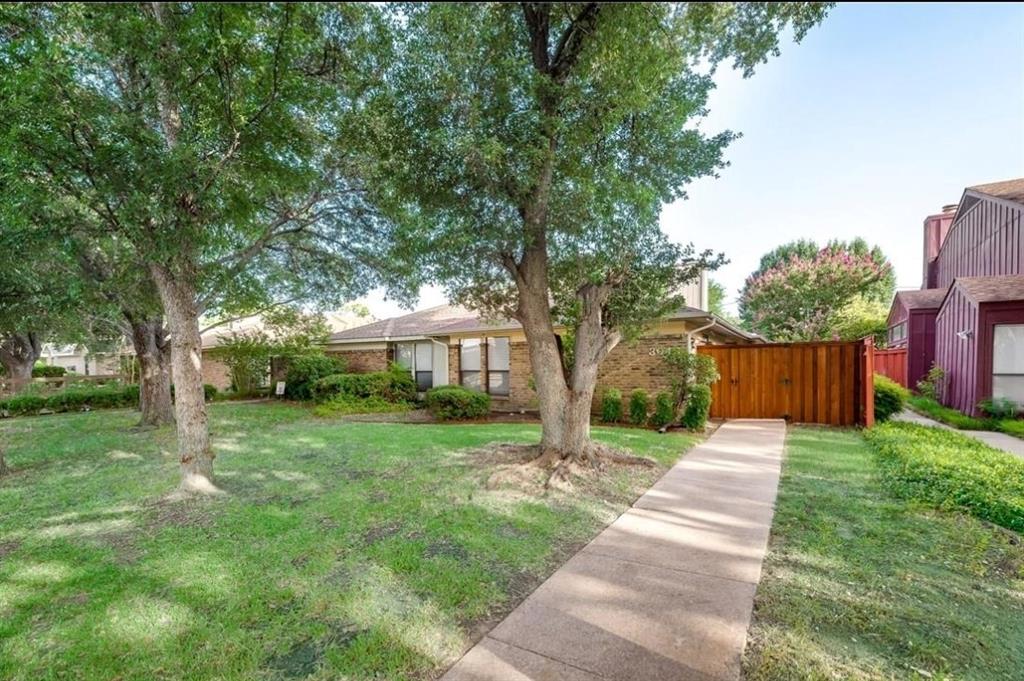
[460, 339, 482, 391]
[414, 342, 434, 391]
[993, 324, 1024, 405]
[395, 341, 433, 391]
[487, 337, 510, 396]
[888, 322, 906, 344]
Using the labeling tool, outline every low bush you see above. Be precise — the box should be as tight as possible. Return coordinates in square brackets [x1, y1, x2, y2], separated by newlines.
[312, 395, 414, 418]
[907, 395, 990, 430]
[916, 363, 946, 401]
[628, 389, 649, 426]
[864, 421, 1024, 532]
[284, 353, 347, 400]
[204, 384, 218, 402]
[0, 383, 139, 417]
[312, 369, 417, 403]
[32, 365, 66, 378]
[978, 397, 1018, 419]
[873, 374, 909, 422]
[423, 385, 490, 420]
[649, 391, 676, 428]
[680, 384, 711, 430]
[600, 388, 623, 424]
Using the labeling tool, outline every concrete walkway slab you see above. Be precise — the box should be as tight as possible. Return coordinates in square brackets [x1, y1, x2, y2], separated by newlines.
[442, 419, 787, 681]
[894, 410, 1024, 460]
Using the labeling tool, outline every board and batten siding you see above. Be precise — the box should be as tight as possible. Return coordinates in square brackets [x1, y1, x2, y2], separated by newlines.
[935, 285, 980, 414]
[936, 198, 1024, 288]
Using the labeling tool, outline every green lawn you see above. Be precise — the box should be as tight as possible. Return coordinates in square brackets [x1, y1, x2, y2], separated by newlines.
[0, 403, 697, 681]
[744, 427, 1024, 681]
[907, 395, 1024, 439]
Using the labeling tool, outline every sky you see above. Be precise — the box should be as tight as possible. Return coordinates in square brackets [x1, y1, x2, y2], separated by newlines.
[355, 2, 1024, 319]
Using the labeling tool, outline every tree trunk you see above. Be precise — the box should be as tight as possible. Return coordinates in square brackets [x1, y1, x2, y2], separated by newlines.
[150, 265, 216, 492]
[128, 316, 175, 427]
[0, 332, 42, 390]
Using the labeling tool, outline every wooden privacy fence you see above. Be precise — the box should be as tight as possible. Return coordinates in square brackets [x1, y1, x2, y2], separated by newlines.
[873, 348, 908, 388]
[698, 339, 874, 427]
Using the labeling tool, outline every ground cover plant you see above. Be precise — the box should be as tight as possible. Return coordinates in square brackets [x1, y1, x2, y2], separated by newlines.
[0, 402, 697, 680]
[744, 427, 1024, 681]
[907, 395, 1024, 438]
[864, 421, 1024, 532]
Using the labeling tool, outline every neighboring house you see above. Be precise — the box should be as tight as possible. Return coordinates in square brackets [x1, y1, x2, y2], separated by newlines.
[39, 343, 125, 376]
[325, 279, 758, 413]
[887, 178, 1024, 414]
[200, 309, 376, 390]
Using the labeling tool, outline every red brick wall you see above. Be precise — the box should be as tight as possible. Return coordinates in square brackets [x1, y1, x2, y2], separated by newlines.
[200, 354, 232, 391]
[327, 349, 389, 373]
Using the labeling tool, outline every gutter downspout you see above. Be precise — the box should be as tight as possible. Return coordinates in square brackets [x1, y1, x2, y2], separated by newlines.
[686, 317, 717, 354]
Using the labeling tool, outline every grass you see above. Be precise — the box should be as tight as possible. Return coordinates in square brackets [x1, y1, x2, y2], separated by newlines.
[744, 427, 1024, 681]
[0, 402, 696, 681]
[907, 395, 1024, 439]
[865, 421, 1024, 532]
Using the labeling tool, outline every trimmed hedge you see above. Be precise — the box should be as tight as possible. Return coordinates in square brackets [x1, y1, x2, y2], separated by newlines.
[312, 370, 417, 403]
[312, 395, 413, 417]
[650, 391, 675, 428]
[285, 354, 347, 400]
[873, 374, 909, 423]
[0, 383, 140, 417]
[601, 388, 623, 423]
[864, 421, 1024, 533]
[681, 384, 711, 430]
[424, 385, 490, 420]
[628, 389, 650, 426]
[32, 365, 67, 377]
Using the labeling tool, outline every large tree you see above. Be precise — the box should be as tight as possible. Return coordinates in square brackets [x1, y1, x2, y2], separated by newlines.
[364, 3, 830, 476]
[1, 4, 404, 490]
[738, 242, 893, 341]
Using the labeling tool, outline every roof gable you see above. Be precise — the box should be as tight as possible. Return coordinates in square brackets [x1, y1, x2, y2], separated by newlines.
[952, 275, 1024, 305]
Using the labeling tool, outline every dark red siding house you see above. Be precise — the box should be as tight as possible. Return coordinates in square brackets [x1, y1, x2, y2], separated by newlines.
[888, 178, 1024, 415]
[886, 288, 945, 389]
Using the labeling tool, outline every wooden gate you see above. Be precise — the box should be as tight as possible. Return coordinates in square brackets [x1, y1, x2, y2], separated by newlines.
[697, 339, 874, 426]
[873, 348, 908, 388]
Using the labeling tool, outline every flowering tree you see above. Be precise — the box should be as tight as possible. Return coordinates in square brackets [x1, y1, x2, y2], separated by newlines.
[739, 246, 892, 341]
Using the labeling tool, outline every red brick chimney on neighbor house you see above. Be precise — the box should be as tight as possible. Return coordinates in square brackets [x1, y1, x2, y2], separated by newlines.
[922, 203, 957, 289]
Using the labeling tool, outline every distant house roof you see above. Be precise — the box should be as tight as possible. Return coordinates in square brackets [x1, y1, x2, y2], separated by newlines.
[202, 309, 373, 349]
[328, 304, 760, 344]
[968, 178, 1024, 205]
[894, 288, 948, 311]
[952, 275, 1024, 304]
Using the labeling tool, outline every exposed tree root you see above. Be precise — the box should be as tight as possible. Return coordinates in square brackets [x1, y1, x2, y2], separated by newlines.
[538, 442, 656, 491]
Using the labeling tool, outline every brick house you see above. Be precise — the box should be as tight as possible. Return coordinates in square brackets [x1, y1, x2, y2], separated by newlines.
[887, 178, 1024, 414]
[324, 291, 759, 413]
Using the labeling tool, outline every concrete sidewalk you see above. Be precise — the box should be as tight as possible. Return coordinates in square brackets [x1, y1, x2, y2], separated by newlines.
[894, 410, 1024, 460]
[442, 419, 787, 681]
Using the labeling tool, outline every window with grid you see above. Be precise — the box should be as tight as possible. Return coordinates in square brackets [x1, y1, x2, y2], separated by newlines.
[487, 337, 510, 396]
[460, 339, 482, 391]
[993, 324, 1024, 405]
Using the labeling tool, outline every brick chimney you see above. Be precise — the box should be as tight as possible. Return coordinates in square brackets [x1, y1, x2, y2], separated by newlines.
[922, 204, 957, 289]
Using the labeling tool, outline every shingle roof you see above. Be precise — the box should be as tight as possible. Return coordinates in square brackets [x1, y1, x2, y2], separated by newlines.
[968, 178, 1024, 205]
[954, 275, 1024, 304]
[895, 288, 948, 311]
[328, 304, 760, 343]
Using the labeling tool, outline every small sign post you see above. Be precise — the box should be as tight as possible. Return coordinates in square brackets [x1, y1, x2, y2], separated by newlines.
[275, 381, 286, 397]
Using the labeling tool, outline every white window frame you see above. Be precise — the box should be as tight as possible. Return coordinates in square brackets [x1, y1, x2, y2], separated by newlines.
[992, 324, 1024, 405]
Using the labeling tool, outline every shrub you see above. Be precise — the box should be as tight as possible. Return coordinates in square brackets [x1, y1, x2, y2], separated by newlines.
[650, 391, 676, 428]
[864, 421, 1024, 532]
[680, 384, 712, 430]
[916, 363, 946, 401]
[1, 383, 140, 417]
[424, 385, 490, 420]
[873, 374, 909, 423]
[284, 353, 347, 400]
[628, 389, 650, 426]
[978, 397, 1018, 419]
[600, 388, 623, 423]
[204, 384, 218, 402]
[312, 369, 417, 403]
[312, 395, 413, 417]
[32, 364, 66, 377]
